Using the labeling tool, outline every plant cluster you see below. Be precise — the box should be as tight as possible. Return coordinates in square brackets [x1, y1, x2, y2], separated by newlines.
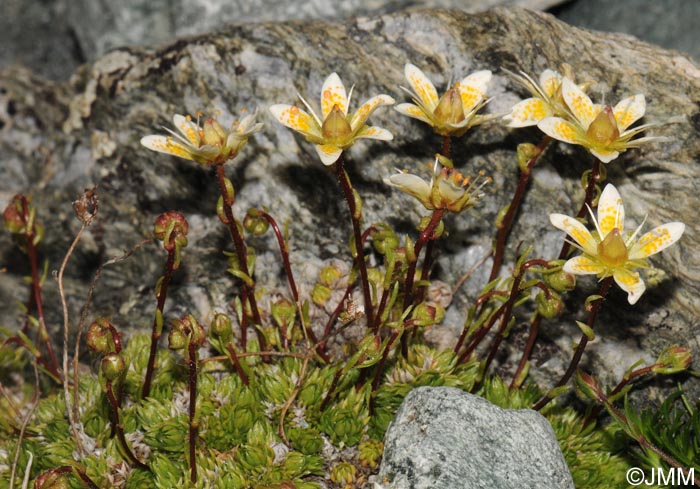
[0, 60, 696, 488]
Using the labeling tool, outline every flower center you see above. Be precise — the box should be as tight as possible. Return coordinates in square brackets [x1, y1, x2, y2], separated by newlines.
[597, 227, 628, 267]
[434, 87, 465, 125]
[202, 118, 227, 147]
[322, 104, 352, 144]
[586, 106, 619, 145]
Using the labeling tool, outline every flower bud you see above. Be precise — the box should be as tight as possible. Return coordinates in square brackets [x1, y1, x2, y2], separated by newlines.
[411, 302, 445, 327]
[170, 314, 206, 349]
[586, 106, 619, 145]
[576, 370, 603, 403]
[243, 208, 269, 236]
[153, 211, 189, 252]
[86, 318, 116, 354]
[101, 353, 126, 381]
[210, 313, 233, 340]
[371, 223, 400, 255]
[72, 187, 99, 225]
[3, 195, 28, 234]
[321, 105, 352, 144]
[544, 266, 577, 293]
[652, 345, 692, 374]
[516, 142, 538, 173]
[535, 290, 564, 319]
[434, 87, 465, 126]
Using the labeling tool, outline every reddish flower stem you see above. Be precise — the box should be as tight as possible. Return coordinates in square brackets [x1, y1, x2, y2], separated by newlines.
[257, 210, 327, 361]
[226, 342, 249, 386]
[215, 164, 267, 351]
[488, 136, 551, 282]
[142, 247, 175, 399]
[533, 275, 613, 411]
[442, 135, 451, 159]
[186, 342, 198, 484]
[105, 381, 149, 470]
[510, 157, 604, 389]
[334, 155, 374, 329]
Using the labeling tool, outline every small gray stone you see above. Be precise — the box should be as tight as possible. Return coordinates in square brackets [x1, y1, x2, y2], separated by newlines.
[379, 386, 574, 489]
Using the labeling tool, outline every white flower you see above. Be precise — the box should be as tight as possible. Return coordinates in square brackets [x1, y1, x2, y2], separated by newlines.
[396, 63, 493, 136]
[550, 184, 684, 304]
[269, 73, 394, 165]
[503, 69, 565, 127]
[537, 77, 660, 163]
[141, 111, 262, 166]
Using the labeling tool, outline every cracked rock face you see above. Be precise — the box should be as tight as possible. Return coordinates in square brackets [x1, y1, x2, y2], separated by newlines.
[379, 386, 574, 489]
[1, 7, 698, 394]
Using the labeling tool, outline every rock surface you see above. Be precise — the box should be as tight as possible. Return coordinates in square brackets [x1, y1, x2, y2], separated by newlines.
[1, 0, 563, 81]
[379, 386, 574, 488]
[1, 7, 699, 393]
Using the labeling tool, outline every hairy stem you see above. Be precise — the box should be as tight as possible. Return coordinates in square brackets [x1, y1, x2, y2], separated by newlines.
[106, 381, 149, 470]
[187, 343, 199, 484]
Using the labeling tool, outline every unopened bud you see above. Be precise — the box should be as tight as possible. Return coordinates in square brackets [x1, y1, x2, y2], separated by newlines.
[73, 187, 99, 225]
[434, 87, 465, 126]
[243, 208, 270, 236]
[170, 314, 206, 350]
[3, 195, 28, 234]
[321, 105, 352, 144]
[576, 370, 604, 403]
[516, 143, 538, 173]
[86, 318, 116, 354]
[411, 302, 445, 327]
[544, 263, 577, 293]
[210, 313, 233, 340]
[536, 290, 564, 319]
[652, 345, 692, 374]
[101, 353, 126, 381]
[586, 106, 619, 145]
[153, 211, 189, 252]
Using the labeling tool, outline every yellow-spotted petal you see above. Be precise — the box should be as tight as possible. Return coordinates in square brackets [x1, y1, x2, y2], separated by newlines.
[356, 125, 393, 141]
[173, 114, 202, 146]
[613, 94, 646, 131]
[561, 77, 597, 128]
[141, 135, 195, 161]
[269, 104, 318, 137]
[321, 73, 348, 119]
[385, 173, 431, 204]
[628, 222, 685, 260]
[405, 63, 439, 109]
[538, 117, 579, 144]
[590, 148, 620, 164]
[503, 98, 551, 127]
[395, 103, 433, 124]
[350, 94, 395, 131]
[550, 213, 597, 255]
[457, 70, 491, 113]
[613, 268, 646, 305]
[562, 255, 605, 275]
[597, 184, 625, 237]
[315, 144, 343, 166]
[539, 69, 561, 98]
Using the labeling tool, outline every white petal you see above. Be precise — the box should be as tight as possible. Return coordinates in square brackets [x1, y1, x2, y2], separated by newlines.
[590, 148, 620, 164]
[356, 126, 393, 141]
[395, 103, 433, 125]
[315, 144, 343, 166]
[613, 268, 646, 305]
[539, 69, 562, 98]
[457, 70, 491, 112]
[538, 117, 580, 144]
[503, 98, 551, 127]
[628, 222, 685, 260]
[173, 114, 202, 145]
[140, 135, 194, 161]
[385, 173, 431, 202]
[550, 213, 597, 255]
[269, 104, 319, 138]
[597, 184, 625, 237]
[562, 255, 605, 275]
[321, 73, 349, 119]
[561, 77, 597, 128]
[404, 63, 439, 110]
[613, 94, 645, 131]
[350, 94, 395, 131]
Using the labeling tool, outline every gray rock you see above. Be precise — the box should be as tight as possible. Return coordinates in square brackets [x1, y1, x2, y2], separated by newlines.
[1, 7, 699, 395]
[1, 0, 563, 81]
[379, 386, 574, 489]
